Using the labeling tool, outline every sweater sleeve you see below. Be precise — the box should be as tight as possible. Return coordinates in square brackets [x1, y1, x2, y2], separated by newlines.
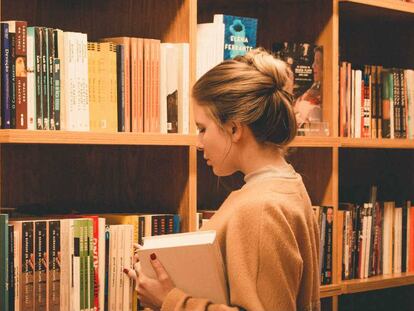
[161, 200, 305, 311]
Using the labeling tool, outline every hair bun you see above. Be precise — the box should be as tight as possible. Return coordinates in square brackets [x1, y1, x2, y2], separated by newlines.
[237, 48, 290, 91]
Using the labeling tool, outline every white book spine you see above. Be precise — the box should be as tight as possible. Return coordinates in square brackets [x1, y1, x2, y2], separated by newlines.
[122, 225, 133, 311]
[181, 43, 190, 134]
[159, 44, 168, 134]
[354, 70, 362, 138]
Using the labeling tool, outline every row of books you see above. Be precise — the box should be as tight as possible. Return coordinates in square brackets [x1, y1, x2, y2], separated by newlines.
[339, 200, 414, 281]
[0, 20, 190, 133]
[339, 63, 414, 139]
[0, 213, 181, 311]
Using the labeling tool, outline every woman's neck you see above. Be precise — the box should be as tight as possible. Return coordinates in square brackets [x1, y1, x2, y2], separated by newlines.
[238, 142, 289, 176]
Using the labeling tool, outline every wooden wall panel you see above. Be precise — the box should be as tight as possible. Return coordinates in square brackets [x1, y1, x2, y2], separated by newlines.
[2, 0, 189, 42]
[339, 148, 414, 203]
[1, 144, 188, 215]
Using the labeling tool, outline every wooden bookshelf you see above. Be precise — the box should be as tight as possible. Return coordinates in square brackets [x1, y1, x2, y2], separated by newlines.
[340, 0, 414, 15]
[291, 136, 340, 148]
[340, 138, 414, 149]
[0, 1, 413, 311]
[341, 273, 414, 294]
[0, 130, 197, 146]
[320, 284, 342, 298]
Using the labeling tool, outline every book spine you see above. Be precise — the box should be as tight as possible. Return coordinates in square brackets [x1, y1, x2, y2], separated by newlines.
[0, 215, 9, 311]
[88, 219, 95, 311]
[1, 23, 11, 128]
[41, 27, 49, 130]
[48, 220, 60, 311]
[47, 28, 56, 130]
[104, 226, 110, 311]
[15, 21, 28, 129]
[9, 30, 16, 128]
[117, 44, 125, 132]
[8, 225, 14, 311]
[53, 58, 61, 130]
[34, 221, 47, 311]
[34, 27, 43, 130]
[22, 221, 34, 310]
[26, 27, 35, 130]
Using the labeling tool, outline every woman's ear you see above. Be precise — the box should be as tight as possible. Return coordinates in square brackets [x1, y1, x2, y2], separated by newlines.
[229, 121, 243, 142]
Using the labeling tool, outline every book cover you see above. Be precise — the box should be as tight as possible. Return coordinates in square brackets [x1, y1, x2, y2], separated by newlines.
[138, 230, 228, 304]
[48, 220, 60, 311]
[1, 23, 11, 128]
[213, 14, 257, 60]
[34, 221, 47, 311]
[273, 42, 323, 128]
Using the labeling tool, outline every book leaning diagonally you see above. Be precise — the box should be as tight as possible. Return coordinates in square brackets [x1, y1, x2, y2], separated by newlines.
[137, 230, 229, 304]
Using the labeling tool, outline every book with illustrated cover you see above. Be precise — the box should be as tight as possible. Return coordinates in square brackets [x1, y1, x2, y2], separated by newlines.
[273, 42, 323, 128]
[138, 230, 228, 304]
[214, 14, 257, 61]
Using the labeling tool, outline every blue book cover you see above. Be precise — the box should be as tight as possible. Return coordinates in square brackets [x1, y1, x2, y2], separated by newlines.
[1, 23, 11, 128]
[214, 14, 258, 60]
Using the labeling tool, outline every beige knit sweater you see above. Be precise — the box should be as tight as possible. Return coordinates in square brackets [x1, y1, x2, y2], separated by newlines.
[161, 169, 320, 311]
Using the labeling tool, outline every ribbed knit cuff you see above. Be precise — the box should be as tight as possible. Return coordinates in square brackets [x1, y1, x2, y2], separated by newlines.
[161, 287, 188, 311]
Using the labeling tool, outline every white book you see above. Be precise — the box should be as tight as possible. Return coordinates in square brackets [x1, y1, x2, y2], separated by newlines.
[108, 226, 118, 311]
[122, 225, 133, 311]
[54, 29, 65, 130]
[63, 32, 77, 131]
[177, 43, 190, 134]
[159, 43, 176, 134]
[196, 23, 220, 79]
[138, 230, 228, 304]
[354, 70, 362, 138]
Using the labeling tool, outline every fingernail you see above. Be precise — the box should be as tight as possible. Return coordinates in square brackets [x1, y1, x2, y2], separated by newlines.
[123, 268, 129, 274]
[150, 253, 156, 260]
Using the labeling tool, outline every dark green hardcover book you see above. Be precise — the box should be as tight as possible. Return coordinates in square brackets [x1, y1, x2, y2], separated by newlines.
[48, 220, 60, 311]
[0, 214, 9, 311]
[34, 221, 47, 311]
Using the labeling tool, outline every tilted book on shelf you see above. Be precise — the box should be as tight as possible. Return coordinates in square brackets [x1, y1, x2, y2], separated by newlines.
[273, 42, 323, 130]
[138, 230, 228, 304]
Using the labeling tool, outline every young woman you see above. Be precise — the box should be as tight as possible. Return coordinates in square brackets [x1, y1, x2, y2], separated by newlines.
[125, 48, 321, 311]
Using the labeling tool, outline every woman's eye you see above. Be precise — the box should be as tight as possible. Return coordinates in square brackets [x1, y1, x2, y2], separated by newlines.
[197, 128, 206, 134]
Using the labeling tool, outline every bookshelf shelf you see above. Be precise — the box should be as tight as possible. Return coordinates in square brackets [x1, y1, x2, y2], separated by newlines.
[341, 273, 414, 294]
[339, 0, 414, 15]
[320, 284, 342, 298]
[340, 138, 414, 149]
[290, 136, 340, 148]
[0, 130, 197, 146]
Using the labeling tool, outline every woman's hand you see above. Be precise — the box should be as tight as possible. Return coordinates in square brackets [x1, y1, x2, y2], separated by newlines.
[124, 244, 175, 310]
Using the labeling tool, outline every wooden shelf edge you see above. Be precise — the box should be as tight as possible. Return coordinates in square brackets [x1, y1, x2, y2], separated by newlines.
[290, 136, 339, 148]
[339, 0, 414, 14]
[341, 273, 414, 294]
[340, 138, 414, 149]
[0, 130, 197, 146]
[320, 284, 342, 298]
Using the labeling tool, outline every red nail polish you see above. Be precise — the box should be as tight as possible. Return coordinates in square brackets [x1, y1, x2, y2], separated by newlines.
[150, 253, 156, 260]
[123, 268, 129, 274]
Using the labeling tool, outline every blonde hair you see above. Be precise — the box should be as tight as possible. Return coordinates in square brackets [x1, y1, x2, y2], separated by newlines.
[192, 48, 297, 147]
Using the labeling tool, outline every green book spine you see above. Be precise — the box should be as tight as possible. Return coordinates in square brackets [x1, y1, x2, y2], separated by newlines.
[0, 214, 9, 311]
[88, 219, 94, 310]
